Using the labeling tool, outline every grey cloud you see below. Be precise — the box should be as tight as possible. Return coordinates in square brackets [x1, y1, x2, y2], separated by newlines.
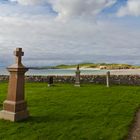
[0, 16, 140, 66]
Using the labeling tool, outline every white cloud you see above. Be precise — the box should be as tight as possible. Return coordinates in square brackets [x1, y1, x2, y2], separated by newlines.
[0, 0, 140, 66]
[49, 0, 117, 19]
[10, 0, 47, 5]
[9, 0, 117, 19]
[117, 0, 140, 17]
[0, 16, 140, 66]
[0, 1, 53, 18]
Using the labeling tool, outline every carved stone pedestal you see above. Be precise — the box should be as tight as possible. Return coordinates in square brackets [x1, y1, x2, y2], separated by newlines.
[0, 48, 29, 122]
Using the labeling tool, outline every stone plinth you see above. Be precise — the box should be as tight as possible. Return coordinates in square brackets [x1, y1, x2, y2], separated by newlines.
[75, 65, 80, 87]
[0, 48, 29, 122]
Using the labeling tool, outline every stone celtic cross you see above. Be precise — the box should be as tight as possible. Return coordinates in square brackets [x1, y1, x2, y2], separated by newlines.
[0, 48, 29, 122]
[14, 48, 24, 65]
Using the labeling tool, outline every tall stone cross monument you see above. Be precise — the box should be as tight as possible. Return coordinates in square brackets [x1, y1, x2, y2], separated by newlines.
[0, 48, 29, 122]
[75, 65, 81, 87]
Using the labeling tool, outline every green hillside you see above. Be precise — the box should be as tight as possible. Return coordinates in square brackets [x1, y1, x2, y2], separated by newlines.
[29, 63, 140, 70]
[55, 63, 140, 69]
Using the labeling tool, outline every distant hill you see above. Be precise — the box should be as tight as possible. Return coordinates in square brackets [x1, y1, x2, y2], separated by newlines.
[55, 63, 140, 69]
[29, 63, 140, 70]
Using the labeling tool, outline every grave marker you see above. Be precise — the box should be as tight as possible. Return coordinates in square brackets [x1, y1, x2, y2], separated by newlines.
[106, 71, 110, 87]
[48, 76, 54, 87]
[75, 65, 81, 87]
[0, 48, 29, 122]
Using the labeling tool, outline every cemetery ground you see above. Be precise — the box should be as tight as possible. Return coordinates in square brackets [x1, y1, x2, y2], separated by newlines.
[0, 83, 140, 140]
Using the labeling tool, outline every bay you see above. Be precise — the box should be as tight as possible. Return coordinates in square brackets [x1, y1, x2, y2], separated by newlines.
[0, 67, 140, 76]
[0, 67, 107, 76]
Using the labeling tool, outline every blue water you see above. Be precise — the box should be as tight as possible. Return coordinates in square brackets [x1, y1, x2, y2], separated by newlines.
[1, 67, 140, 76]
[28, 69, 108, 76]
[0, 67, 107, 76]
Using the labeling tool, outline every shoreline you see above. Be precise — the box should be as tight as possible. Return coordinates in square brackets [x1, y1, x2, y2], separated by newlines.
[0, 68, 140, 76]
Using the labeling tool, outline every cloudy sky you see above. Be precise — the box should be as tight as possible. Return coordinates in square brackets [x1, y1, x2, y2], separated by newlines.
[0, 0, 140, 67]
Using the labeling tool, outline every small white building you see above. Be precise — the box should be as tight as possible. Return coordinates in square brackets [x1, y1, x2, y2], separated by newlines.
[99, 66, 107, 69]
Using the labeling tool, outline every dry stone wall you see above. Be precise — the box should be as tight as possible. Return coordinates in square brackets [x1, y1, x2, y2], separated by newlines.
[1, 75, 140, 85]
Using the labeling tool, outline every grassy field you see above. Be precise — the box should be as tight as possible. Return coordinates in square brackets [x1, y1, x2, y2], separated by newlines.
[0, 83, 140, 140]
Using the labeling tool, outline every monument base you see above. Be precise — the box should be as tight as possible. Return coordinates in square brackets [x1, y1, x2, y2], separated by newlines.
[48, 84, 51, 87]
[75, 84, 80, 87]
[0, 110, 29, 122]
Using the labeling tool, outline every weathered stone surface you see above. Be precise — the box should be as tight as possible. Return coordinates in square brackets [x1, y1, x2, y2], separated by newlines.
[75, 65, 80, 87]
[48, 76, 54, 87]
[1, 75, 140, 85]
[0, 48, 29, 122]
[106, 71, 110, 87]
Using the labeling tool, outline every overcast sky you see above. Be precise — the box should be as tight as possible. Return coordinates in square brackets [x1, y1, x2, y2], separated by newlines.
[0, 0, 140, 66]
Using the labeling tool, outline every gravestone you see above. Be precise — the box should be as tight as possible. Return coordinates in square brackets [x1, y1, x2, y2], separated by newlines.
[48, 76, 54, 87]
[0, 48, 29, 122]
[106, 71, 110, 87]
[75, 65, 81, 87]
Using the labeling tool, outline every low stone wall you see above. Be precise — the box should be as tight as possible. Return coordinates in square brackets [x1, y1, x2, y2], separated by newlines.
[1, 75, 140, 85]
[0, 75, 9, 82]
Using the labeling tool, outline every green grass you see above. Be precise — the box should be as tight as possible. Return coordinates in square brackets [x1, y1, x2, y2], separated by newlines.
[0, 83, 140, 140]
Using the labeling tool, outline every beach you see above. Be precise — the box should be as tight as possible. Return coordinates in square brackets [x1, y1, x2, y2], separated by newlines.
[0, 67, 140, 76]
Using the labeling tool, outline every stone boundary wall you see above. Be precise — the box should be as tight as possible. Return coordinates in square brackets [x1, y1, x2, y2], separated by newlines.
[1, 75, 140, 85]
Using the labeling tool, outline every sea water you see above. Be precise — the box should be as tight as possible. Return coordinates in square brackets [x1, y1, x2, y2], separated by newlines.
[0, 67, 107, 75]
[0, 67, 140, 76]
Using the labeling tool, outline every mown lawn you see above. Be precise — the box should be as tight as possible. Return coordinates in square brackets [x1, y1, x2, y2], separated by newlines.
[0, 83, 140, 140]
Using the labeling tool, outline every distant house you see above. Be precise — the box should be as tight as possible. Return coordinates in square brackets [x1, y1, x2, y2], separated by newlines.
[99, 66, 107, 69]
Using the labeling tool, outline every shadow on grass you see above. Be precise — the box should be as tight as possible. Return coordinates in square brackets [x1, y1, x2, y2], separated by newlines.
[25, 113, 94, 123]
[48, 84, 61, 87]
[0, 103, 3, 108]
